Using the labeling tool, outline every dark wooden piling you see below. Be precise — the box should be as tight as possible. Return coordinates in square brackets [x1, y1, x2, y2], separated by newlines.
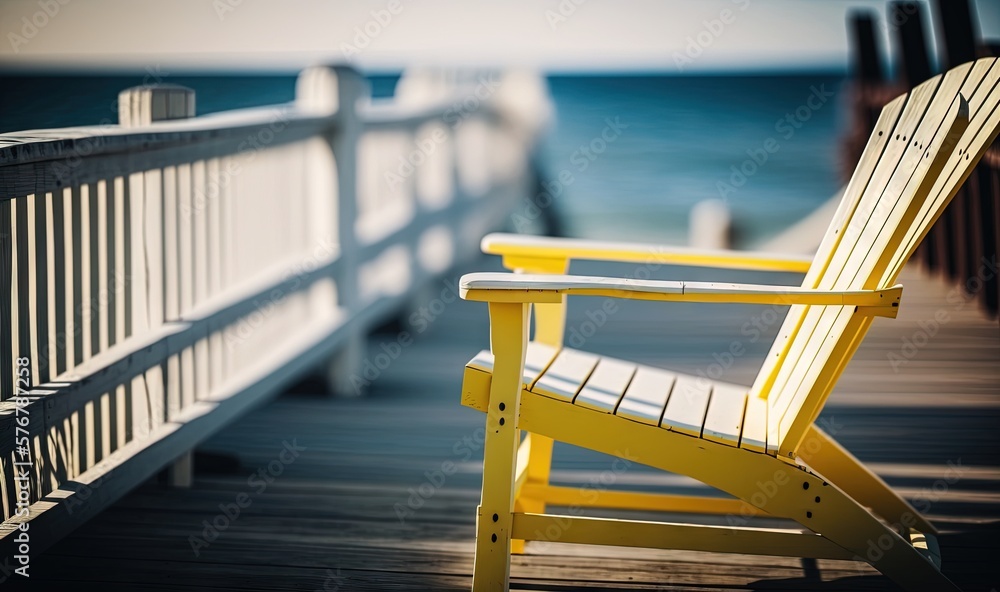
[846, 3, 999, 324]
[891, 2, 933, 88]
[850, 13, 884, 85]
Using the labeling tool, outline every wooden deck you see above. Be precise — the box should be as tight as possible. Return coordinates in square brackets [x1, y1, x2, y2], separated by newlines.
[13, 259, 1000, 591]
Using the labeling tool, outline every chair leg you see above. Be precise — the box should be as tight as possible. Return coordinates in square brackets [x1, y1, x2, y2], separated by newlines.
[789, 468, 960, 592]
[472, 303, 529, 591]
[800, 424, 937, 534]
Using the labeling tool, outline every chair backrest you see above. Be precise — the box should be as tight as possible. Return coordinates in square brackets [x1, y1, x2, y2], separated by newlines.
[751, 57, 1000, 458]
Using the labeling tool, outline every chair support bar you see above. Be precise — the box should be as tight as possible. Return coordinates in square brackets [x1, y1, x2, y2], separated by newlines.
[511, 512, 857, 560]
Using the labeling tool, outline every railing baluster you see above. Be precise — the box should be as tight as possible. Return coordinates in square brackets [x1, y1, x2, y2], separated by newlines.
[207, 156, 224, 395]
[14, 198, 30, 392]
[163, 163, 182, 436]
[1, 198, 12, 400]
[97, 180, 110, 353]
[52, 188, 69, 377]
[69, 186, 84, 369]
[126, 170, 147, 443]
[119, 84, 197, 485]
[111, 177, 127, 451]
[100, 180, 113, 351]
[29, 193, 49, 385]
[192, 159, 210, 408]
[84, 183, 98, 362]
[178, 164, 196, 415]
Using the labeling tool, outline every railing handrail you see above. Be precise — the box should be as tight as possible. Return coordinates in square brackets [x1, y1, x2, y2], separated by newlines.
[0, 104, 318, 164]
[0, 90, 510, 169]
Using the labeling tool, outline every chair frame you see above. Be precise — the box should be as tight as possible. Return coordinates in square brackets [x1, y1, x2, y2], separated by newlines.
[459, 58, 1000, 592]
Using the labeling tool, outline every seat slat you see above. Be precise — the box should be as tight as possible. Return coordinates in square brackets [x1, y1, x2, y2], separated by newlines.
[660, 375, 711, 437]
[740, 394, 767, 453]
[574, 358, 636, 412]
[467, 341, 559, 389]
[532, 348, 599, 402]
[702, 383, 748, 446]
[614, 366, 676, 425]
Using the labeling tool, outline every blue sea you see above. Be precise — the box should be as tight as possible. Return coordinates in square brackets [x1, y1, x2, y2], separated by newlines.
[0, 71, 849, 246]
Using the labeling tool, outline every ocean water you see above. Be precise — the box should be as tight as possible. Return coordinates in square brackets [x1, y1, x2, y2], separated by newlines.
[542, 73, 849, 245]
[0, 71, 849, 246]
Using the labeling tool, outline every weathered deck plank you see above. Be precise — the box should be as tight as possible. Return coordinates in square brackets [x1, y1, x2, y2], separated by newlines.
[10, 260, 1000, 591]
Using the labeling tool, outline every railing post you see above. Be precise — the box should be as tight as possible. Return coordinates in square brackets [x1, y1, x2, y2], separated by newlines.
[847, 11, 885, 138]
[296, 65, 370, 396]
[934, 0, 994, 311]
[849, 13, 884, 86]
[119, 83, 197, 487]
[118, 84, 195, 127]
[934, 0, 977, 68]
[892, 1, 960, 280]
[689, 199, 732, 250]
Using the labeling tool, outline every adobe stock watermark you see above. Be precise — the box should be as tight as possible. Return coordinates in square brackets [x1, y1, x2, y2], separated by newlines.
[849, 458, 966, 573]
[887, 255, 998, 372]
[29, 268, 130, 379]
[7, 0, 72, 53]
[348, 276, 464, 394]
[181, 109, 290, 221]
[188, 439, 306, 557]
[315, 568, 345, 592]
[224, 239, 336, 349]
[520, 450, 638, 554]
[545, 0, 588, 30]
[564, 252, 785, 360]
[394, 404, 505, 524]
[512, 116, 629, 231]
[673, 0, 750, 71]
[561, 252, 663, 349]
[340, 0, 404, 57]
[384, 73, 502, 191]
[213, 0, 241, 20]
[49, 64, 170, 186]
[724, 415, 843, 531]
[689, 299, 788, 391]
[877, 2, 921, 37]
[716, 83, 835, 199]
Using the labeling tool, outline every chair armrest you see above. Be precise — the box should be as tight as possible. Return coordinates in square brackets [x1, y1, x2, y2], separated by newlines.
[482, 233, 813, 274]
[460, 273, 902, 318]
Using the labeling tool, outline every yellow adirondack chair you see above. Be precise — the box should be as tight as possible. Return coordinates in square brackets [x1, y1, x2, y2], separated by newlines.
[457, 57, 1000, 592]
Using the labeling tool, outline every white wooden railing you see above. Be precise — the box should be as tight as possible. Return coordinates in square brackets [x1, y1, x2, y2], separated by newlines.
[0, 65, 548, 559]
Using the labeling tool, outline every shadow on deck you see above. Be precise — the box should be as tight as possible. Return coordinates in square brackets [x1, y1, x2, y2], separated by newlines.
[16, 260, 1000, 591]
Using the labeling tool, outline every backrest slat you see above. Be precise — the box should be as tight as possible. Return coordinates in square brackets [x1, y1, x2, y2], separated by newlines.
[751, 57, 1000, 458]
[773, 95, 968, 450]
[754, 72, 948, 443]
[747, 95, 908, 415]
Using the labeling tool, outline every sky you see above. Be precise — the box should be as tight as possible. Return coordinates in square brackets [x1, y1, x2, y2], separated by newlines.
[0, 0, 997, 73]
